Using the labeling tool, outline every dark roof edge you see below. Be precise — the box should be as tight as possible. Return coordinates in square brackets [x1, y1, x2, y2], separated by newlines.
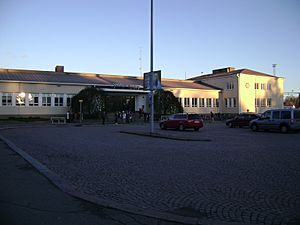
[194, 81, 223, 90]
[0, 80, 114, 87]
[0, 68, 140, 79]
[189, 68, 281, 80]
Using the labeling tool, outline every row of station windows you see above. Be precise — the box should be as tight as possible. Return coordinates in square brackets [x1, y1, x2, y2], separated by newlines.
[0, 92, 74, 107]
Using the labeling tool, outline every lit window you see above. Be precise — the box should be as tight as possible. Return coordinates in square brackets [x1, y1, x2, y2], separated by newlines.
[16, 92, 26, 106]
[28, 93, 39, 106]
[1, 93, 12, 106]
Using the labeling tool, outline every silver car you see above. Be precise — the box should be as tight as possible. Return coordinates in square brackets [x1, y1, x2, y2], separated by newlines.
[250, 109, 300, 133]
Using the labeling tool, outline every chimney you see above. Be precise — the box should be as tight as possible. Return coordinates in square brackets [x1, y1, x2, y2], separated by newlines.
[212, 67, 235, 74]
[55, 65, 64, 73]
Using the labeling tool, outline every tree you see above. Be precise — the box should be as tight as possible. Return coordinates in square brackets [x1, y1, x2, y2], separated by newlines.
[71, 87, 106, 119]
[154, 89, 183, 118]
[284, 96, 298, 107]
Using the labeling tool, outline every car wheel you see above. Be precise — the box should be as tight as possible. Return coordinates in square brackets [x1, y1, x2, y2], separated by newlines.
[194, 127, 199, 131]
[179, 124, 184, 131]
[251, 123, 259, 132]
[228, 122, 234, 128]
[280, 125, 288, 133]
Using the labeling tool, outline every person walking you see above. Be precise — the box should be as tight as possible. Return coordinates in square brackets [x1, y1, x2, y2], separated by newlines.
[101, 111, 106, 125]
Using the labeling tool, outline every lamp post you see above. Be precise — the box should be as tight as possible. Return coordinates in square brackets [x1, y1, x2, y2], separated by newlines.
[149, 0, 154, 134]
[79, 99, 83, 123]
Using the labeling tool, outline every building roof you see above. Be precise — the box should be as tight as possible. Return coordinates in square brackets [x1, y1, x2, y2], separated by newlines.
[161, 78, 219, 90]
[0, 68, 143, 87]
[189, 68, 280, 81]
[0, 68, 220, 91]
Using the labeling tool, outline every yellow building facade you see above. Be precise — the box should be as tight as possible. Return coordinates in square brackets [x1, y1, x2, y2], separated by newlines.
[0, 66, 284, 118]
[190, 67, 284, 114]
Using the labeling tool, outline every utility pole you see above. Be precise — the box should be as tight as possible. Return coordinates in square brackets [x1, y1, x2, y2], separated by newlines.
[149, 0, 154, 133]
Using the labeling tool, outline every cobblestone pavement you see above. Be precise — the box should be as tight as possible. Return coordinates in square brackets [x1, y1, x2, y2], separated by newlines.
[0, 139, 182, 225]
[1, 123, 299, 225]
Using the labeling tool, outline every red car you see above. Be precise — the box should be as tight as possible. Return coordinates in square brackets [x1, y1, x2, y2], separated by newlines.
[159, 113, 204, 131]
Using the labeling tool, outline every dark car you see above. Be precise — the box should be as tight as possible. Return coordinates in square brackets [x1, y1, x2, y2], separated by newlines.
[159, 113, 204, 131]
[250, 109, 300, 133]
[226, 113, 260, 128]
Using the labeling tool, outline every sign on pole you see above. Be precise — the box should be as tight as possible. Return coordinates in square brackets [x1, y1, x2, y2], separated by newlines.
[143, 70, 162, 90]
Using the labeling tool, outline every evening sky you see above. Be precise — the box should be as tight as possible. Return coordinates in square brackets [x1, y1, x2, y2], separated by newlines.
[0, 0, 299, 92]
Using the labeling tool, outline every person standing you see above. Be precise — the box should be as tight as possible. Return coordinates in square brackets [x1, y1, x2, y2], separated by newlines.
[101, 111, 106, 125]
[114, 112, 118, 124]
[210, 111, 214, 122]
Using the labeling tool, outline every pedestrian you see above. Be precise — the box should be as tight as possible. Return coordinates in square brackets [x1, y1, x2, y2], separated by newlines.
[210, 111, 214, 122]
[122, 111, 126, 124]
[126, 111, 130, 123]
[101, 111, 106, 125]
[114, 112, 118, 124]
[66, 111, 70, 123]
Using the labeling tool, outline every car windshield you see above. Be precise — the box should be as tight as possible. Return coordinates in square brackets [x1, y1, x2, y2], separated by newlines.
[188, 114, 200, 120]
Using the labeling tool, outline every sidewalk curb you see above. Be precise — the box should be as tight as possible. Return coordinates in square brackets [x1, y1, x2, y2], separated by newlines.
[0, 132, 201, 225]
[120, 131, 211, 142]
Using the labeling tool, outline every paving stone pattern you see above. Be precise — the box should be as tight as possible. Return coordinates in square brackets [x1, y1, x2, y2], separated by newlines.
[1, 123, 299, 225]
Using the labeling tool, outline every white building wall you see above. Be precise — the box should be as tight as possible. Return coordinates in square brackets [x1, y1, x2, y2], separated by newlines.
[0, 82, 150, 117]
[0, 82, 86, 117]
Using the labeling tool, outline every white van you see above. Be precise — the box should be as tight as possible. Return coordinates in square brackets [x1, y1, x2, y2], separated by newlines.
[250, 109, 300, 133]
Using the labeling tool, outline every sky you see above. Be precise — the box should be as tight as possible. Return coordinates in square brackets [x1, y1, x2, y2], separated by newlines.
[0, 0, 299, 92]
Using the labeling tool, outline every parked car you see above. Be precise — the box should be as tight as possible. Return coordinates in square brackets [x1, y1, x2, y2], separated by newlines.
[250, 108, 300, 133]
[159, 113, 204, 131]
[226, 113, 260, 128]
